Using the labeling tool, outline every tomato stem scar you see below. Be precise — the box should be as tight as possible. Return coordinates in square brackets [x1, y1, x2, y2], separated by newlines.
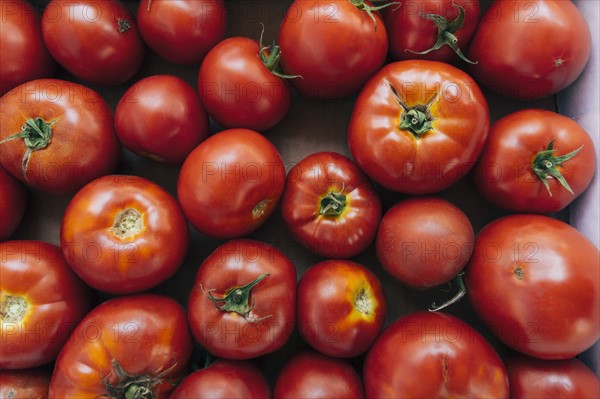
[110, 208, 144, 239]
[0, 295, 28, 322]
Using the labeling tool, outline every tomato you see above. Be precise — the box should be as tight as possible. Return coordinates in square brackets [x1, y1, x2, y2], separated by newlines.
[169, 360, 270, 399]
[273, 350, 364, 399]
[473, 109, 596, 214]
[49, 294, 193, 398]
[465, 214, 600, 359]
[384, 0, 479, 64]
[348, 60, 489, 194]
[115, 75, 210, 165]
[467, 0, 592, 100]
[60, 175, 189, 294]
[281, 151, 381, 258]
[137, 0, 226, 65]
[177, 128, 285, 239]
[41, 0, 144, 86]
[198, 36, 293, 131]
[296, 259, 386, 358]
[364, 311, 509, 398]
[0, 241, 90, 369]
[0, 0, 55, 96]
[0, 367, 51, 398]
[0, 166, 27, 241]
[0, 79, 120, 195]
[278, 0, 390, 98]
[188, 239, 296, 359]
[376, 197, 474, 289]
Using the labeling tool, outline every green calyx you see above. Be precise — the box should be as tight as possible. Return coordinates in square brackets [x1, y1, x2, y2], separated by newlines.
[350, 0, 402, 31]
[387, 81, 437, 138]
[319, 190, 347, 217]
[258, 24, 301, 80]
[1, 117, 54, 151]
[532, 140, 583, 196]
[100, 360, 177, 399]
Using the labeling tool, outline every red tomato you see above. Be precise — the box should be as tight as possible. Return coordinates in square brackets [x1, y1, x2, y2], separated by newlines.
[376, 197, 474, 289]
[364, 311, 509, 398]
[273, 351, 364, 399]
[188, 239, 296, 359]
[348, 60, 489, 194]
[281, 151, 381, 258]
[0, 241, 90, 369]
[198, 36, 293, 131]
[473, 109, 596, 214]
[60, 175, 189, 294]
[0, 367, 51, 398]
[49, 294, 193, 398]
[115, 75, 210, 164]
[0, 0, 55, 95]
[0, 167, 27, 241]
[296, 260, 386, 358]
[467, 0, 592, 100]
[384, 0, 480, 63]
[177, 129, 285, 239]
[466, 214, 600, 359]
[278, 0, 389, 98]
[0, 79, 120, 195]
[137, 0, 226, 65]
[41, 0, 144, 85]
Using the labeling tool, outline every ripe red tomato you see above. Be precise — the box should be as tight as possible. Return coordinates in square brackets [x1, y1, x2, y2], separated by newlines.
[348, 60, 489, 194]
[467, 0, 592, 100]
[0, 241, 90, 369]
[0, 0, 55, 96]
[0, 167, 27, 241]
[177, 129, 285, 239]
[0, 79, 120, 195]
[137, 0, 226, 65]
[273, 351, 364, 399]
[376, 197, 474, 289]
[278, 0, 389, 98]
[41, 0, 145, 85]
[297, 260, 386, 358]
[281, 151, 381, 258]
[49, 294, 193, 398]
[198, 36, 293, 131]
[473, 109, 596, 214]
[115, 75, 210, 164]
[0, 367, 51, 398]
[466, 214, 600, 359]
[364, 311, 509, 398]
[188, 239, 296, 359]
[60, 175, 189, 294]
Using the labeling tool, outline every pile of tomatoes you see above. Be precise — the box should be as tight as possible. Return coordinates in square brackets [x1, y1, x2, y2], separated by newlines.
[1, 0, 599, 398]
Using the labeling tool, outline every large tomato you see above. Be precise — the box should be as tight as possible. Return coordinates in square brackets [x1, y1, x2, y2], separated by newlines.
[188, 239, 296, 359]
[364, 311, 509, 398]
[466, 214, 600, 359]
[49, 294, 193, 398]
[60, 175, 189, 294]
[348, 60, 489, 194]
[177, 129, 285, 239]
[467, 0, 592, 100]
[0, 367, 51, 398]
[473, 109, 596, 214]
[0, 79, 120, 195]
[281, 151, 381, 258]
[0, 241, 90, 369]
[0, 167, 27, 241]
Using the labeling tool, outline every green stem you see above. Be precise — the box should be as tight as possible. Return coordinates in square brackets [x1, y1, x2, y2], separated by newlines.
[319, 191, 347, 216]
[532, 140, 583, 196]
[387, 81, 437, 138]
[258, 24, 301, 80]
[350, 0, 402, 30]
[429, 272, 467, 312]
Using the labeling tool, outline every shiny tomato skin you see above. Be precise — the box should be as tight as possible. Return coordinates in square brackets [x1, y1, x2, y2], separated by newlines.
[348, 60, 489, 194]
[60, 175, 189, 294]
[177, 129, 286, 239]
[49, 294, 193, 399]
[467, 0, 591, 100]
[0, 367, 51, 399]
[473, 109, 596, 214]
[115, 75, 210, 164]
[281, 151, 381, 258]
[466, 214, 600, 359]
[0, 241, 90, 369]
[0, 167, 27, 241]
[198, 37, 292, 131]
[364, 311, 509, 398]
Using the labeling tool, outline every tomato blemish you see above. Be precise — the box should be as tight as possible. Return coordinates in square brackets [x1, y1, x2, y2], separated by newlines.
[110, 208, 144, 239]
[0, 295, 28, 322]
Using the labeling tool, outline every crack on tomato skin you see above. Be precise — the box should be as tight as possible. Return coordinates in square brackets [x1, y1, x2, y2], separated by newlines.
[0, 295, 28, 322]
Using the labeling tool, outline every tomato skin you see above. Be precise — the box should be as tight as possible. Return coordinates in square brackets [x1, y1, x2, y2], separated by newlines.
[60, 175, 189, 294]
[364, 311, 509, 398]
[466, 214, 600, 359]
[467, 0, 591, 100]
[198, 37, 292, 131]
[0, 167, 27, 241]
[473, 109, 596, 214]
[115, 75, 210, 165]
[348, 60, 489, 194]
[0, 241, 90, 369]
[0, 367, 51, 399]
